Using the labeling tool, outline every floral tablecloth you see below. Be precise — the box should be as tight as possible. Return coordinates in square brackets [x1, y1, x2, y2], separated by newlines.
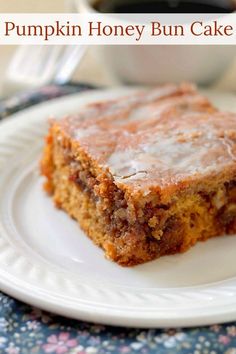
[1, 290, 236, 354]
[0, 83, 236, 354]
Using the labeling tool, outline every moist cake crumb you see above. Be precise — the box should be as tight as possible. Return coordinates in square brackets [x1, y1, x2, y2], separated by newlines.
[41, 83, 236, 266]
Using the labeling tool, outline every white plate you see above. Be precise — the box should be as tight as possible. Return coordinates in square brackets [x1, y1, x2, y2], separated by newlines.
[1, 88, 236, 328]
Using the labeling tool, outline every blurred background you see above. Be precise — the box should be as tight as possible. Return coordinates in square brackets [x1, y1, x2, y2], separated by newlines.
[0, 0, 115, 95]
[1, 0, 236, 95]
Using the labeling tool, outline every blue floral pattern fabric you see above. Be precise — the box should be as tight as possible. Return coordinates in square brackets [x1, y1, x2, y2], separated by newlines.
[0, 84, 236, 354]
[0, 83, 95, 120]
[1, 291, 236, 354]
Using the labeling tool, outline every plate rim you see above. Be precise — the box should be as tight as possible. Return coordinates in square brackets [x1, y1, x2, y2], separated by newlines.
[1, 87, 236, 328]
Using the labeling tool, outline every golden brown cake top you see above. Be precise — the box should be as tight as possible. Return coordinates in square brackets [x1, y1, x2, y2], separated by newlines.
[57, 83, 236, 194]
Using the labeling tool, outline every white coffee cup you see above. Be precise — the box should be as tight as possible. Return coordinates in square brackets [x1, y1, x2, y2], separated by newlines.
[74, 0, 236, 85]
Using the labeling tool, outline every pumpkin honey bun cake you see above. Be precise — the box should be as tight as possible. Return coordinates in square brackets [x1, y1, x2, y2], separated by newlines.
[41, 83, 236, 266]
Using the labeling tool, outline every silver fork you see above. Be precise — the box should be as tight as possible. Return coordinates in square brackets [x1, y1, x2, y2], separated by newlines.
[4, 45, 86, 96]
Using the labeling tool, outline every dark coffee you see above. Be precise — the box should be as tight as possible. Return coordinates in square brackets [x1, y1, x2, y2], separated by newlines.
[94, 0, 235, 13]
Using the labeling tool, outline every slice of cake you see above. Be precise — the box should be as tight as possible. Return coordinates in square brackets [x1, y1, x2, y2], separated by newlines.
[41, 83, 236, 266]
